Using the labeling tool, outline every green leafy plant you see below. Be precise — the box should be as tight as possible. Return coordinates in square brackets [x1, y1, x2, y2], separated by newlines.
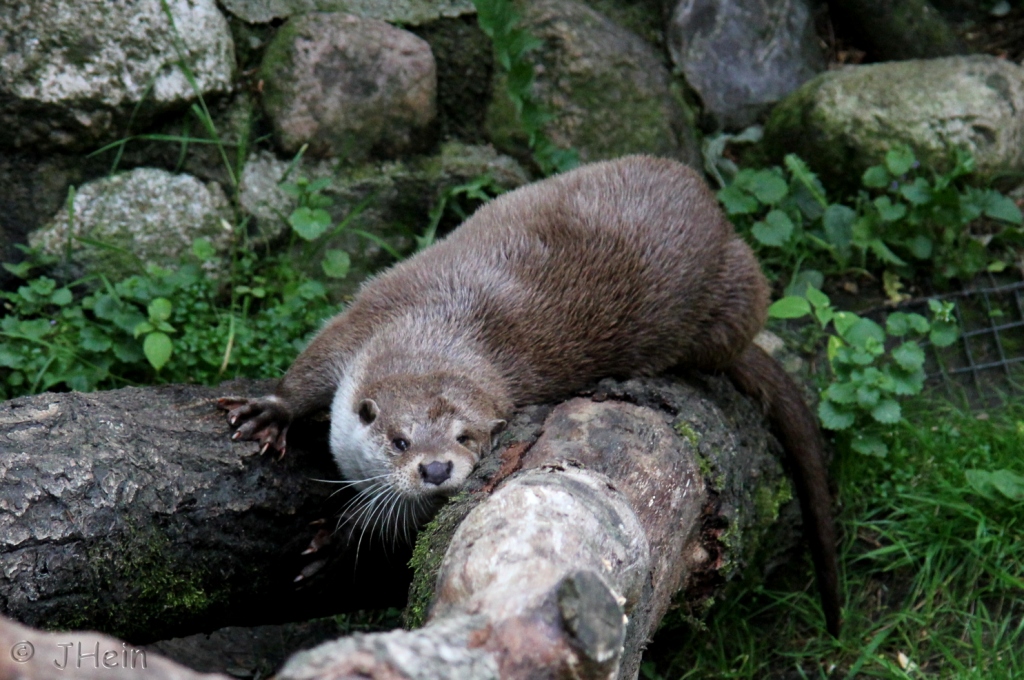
[417, 174, 507, 251]
[719, 149, 1024, 289]
[857, 147, 1023, 282]
[0, 239, 339, 400]
[769, 288, 959, 456]
[473, 0, 578, 175]
[718, 156, 837, 293]
[965, 467, 1024, 504]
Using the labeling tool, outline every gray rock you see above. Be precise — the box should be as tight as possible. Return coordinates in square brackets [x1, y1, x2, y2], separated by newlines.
[260, 13, 437, 161]
[486, 0, 701, 167]
[0, 0, 235, 151]
[763, 55, 1024, 186]
[667, 0, 825, 130]
[239, 142, 530, 290]
[219, 0, 474, 25]
[30, 169, 233, 274]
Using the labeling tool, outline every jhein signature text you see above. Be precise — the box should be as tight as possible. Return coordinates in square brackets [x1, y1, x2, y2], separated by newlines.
[54, 642, 147, 670]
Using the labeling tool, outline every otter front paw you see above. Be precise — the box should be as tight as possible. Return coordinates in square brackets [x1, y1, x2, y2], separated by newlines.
[217, 396, 291, 456]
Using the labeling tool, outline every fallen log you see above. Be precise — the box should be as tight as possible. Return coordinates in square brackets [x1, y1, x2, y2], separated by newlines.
[277, 374, 806, 679]
[0, 380, 412, 643]
[1, 367, 817, 677]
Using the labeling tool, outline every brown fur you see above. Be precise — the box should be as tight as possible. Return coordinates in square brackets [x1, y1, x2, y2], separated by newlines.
[220, 156, 841, 635]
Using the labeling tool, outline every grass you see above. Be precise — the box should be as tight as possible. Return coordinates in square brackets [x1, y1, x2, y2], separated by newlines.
[642, 395, 1024, 679]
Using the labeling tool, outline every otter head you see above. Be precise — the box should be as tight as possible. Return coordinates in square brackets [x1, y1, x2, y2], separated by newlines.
[329, 371, 507, 533]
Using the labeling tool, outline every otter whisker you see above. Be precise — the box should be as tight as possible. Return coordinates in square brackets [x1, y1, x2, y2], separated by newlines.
[354, 486, 398, 561]
[336, 481, 388, 536]
[309, 473, 391, 486]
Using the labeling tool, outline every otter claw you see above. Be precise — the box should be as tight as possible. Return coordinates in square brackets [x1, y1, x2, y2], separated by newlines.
[218, 395, 292, 457]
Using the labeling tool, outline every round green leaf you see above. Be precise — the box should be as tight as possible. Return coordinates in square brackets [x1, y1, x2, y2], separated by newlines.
[289, 207, 333, 241]
[751, 210, 794, 246]
[908, 235, 933, 260]
[885, 146, 916, 176]
[891, 341, 925, 371]
[822, 204, 855, 249]
[767, 296, 811, 319]
[862, 165, 890, 189]
[192, 237, 217, 261]
[148, 297, 172, 322]
[842, 317, 886, 346]
[818, 400, 856, 430]
[321, 249, 351, 279]
[886, 365, 925, 396]
[856, 386, 881, 408]
[144, 332, 173, 371]
[824, 381, 857, 404]
[50, 288, 73, 306]
[930, 321, 958, 348]
[873, 196, 907, 222]
[80, 326, 113, 353]
[899, 178, 931, 205]
[718, 186, 759, 215]
[870, 398, 901, 424]
[749, 172, 789, 205]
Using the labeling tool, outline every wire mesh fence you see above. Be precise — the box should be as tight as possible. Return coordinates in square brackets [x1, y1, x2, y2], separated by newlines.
[904, 278, 1024, 408]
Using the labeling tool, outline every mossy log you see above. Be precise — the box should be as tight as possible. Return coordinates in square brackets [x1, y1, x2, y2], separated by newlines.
[0, 381, 411, 644]
[1, 373, 815, 678]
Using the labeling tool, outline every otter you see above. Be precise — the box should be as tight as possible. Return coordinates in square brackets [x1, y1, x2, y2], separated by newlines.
[219, 156, 841, 635]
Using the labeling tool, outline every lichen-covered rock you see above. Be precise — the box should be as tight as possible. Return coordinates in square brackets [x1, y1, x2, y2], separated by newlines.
[219, 0, 474, 25]
[239, 143, 530, 290]
[667, 0, 825, 130]
[30, 169, 232, 274]
[0, 0, 235, 151]
[764, 55, 1024, 185]
[485, 0, 701, 167]
[260, 13, 437, 161]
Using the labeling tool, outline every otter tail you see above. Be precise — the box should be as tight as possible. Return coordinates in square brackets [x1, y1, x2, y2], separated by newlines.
[726, 344, 841, 637]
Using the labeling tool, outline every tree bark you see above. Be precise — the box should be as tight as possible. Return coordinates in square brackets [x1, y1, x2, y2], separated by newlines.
[1, 372, 809, 678]
[277, 374, 802, 680]
[0, 380, 412, 644]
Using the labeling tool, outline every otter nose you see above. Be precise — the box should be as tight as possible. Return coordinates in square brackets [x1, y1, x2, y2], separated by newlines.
[419, 460, 453, 486]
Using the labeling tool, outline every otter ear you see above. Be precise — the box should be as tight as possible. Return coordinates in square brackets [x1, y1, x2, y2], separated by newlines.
[357, 399, 379, 425]
[489, 419, 507, 435]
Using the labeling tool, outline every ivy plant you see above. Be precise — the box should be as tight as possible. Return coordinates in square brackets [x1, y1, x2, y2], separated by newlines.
[473, 0, 578, 175]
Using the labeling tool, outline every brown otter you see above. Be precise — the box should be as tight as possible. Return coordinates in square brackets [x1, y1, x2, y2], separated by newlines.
[219, 155, 841, 635]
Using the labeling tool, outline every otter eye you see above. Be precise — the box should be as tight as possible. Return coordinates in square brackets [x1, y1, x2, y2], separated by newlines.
[392, 437, 409, 452]
[456, 434, 472, 446]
